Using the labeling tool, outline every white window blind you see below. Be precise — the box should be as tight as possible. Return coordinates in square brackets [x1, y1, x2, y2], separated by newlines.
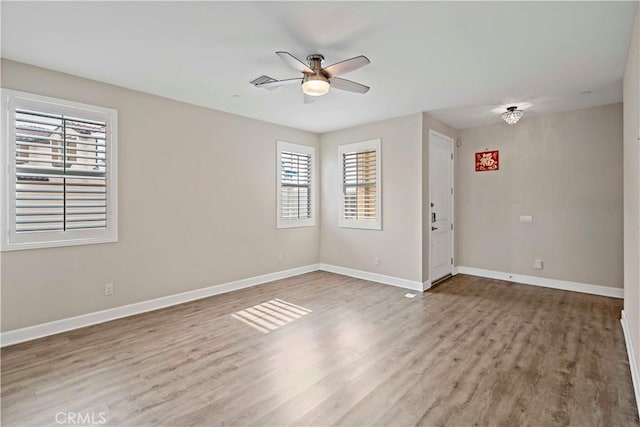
[2, 90, 118, 250]
[343, 149, 377, 220]
[280, 151, 311, 220]
[276, 141, 315, 228]
[15, 108, 108, 232]
[339, 139, 381, 230]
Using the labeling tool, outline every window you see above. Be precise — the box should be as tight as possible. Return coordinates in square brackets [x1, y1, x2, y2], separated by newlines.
[339, 139, 381, 230]
[276, 141, 315, 228]
[1, 89, 118, 250]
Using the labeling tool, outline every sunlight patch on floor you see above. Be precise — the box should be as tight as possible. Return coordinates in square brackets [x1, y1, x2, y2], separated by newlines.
[231, 298, 312, 333]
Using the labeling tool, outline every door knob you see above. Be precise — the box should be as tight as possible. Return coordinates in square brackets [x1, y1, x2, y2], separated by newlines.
[431, 226, 438, 231]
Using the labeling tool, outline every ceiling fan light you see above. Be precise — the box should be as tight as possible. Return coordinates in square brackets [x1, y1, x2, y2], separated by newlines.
[302, 76, 330, 96]
[501, 106, 524, 125]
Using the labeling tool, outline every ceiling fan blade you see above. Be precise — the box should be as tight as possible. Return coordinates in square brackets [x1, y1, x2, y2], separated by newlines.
[303, 93, 316, 104]
[255, 78, 302, 89]
[330, 77, 370, 94]
[323, 55, 370, 77]
[276, 51, 313, 74]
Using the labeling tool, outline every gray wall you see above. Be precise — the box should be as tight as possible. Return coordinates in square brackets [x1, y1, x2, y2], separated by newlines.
[456, 103, 623, 288]
[319, 114, 423, 283]
[0, 59, 320, 331]
[422, 113, 459, 282]
[1, 58, 631, 339]
[623, 7, 640, 390]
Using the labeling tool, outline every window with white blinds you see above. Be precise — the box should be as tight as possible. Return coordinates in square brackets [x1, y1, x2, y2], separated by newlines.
[339, 139, 381, 230]
[2, 90, 118, 250]
[276, 141, 315, 228]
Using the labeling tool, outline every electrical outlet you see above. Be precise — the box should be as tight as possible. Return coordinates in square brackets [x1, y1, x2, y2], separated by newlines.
[104, 283, 114, 296]
[278, 254, 284, 263]
[520, 215, 533, 223]
[375, 256, 381, 265]
[534, 259, 543, 270]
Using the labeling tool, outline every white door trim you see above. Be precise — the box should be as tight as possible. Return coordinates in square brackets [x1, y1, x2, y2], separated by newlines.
[428, 129, 455, 283]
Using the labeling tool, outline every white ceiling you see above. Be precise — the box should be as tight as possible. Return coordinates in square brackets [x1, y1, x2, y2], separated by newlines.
[1, 1, 637, 132]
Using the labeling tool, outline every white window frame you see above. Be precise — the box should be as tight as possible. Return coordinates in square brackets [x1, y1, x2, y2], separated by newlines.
[338, 139, 382, 230]
[276, 140, 316, 228]
[1, 89, 118, 251]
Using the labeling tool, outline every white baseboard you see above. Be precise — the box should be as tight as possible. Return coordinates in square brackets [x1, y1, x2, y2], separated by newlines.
[621, 310, 640, 419]
[14, 263, 615, 348]
[1, 264, 321, 347]
[456, 266, 624, 299]
[2, 263, 427, 347]
[318, 263, 424, 292]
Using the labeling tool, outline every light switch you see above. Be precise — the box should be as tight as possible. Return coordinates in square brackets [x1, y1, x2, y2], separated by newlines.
[520, 215, 533, 223]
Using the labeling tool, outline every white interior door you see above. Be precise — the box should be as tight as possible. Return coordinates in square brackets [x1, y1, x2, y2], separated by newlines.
[429, 131, 454, 282]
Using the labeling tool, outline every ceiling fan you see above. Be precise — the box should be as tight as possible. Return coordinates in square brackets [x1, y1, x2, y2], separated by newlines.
[251, 51, 371, 103]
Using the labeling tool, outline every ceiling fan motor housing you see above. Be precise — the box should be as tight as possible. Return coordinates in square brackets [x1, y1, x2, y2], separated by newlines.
[302, 54, 330, 96]
[306, 54, 325, 72]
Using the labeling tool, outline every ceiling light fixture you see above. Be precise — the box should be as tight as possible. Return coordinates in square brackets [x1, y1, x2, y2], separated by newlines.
[302, 74, 330, 96]
[501, 106, 524, 125]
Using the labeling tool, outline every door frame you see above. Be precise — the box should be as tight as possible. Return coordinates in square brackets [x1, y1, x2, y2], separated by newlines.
[428, 129, 455, 283]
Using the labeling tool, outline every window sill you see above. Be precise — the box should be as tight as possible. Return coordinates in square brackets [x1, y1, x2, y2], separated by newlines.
[276, 219, 315, 229]
[1, 236, 118, 252]
[338, 219, 382, 230]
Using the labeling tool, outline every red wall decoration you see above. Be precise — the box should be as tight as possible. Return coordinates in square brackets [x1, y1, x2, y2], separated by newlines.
[475, 150, 499, 172]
